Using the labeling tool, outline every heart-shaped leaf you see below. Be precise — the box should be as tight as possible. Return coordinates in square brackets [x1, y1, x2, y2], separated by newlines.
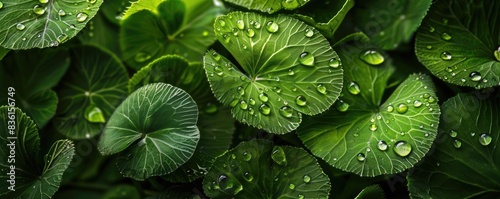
[98, 83, 200, 180]
[120, 0, 224, 70]
[205, 12, 343, 134]
[0, 48, 70, 128]
[128, 55, 234, 182]
[53, 45, 128, 139]
[415, 0, 500, 88]
[407, 92, 500, 198]
[353, 0, 432, 50]
[297, 42, 441, 176]
[0, 107, 75, 199]
[0, 0, 102, 49]
[223, 0, 310, 14]
[202, 139, 331, 198]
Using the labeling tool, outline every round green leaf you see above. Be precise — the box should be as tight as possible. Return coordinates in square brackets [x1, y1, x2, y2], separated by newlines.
[408, 93, 500, 198]
[0, 107, 75, 199]
[415, 0, 500, 88]
[297, 43, 441, 177]
[120, 0, 224, 70]
[205, 12, 343, 134]
[53, 45, 128, 139]
[0, 0, 102, 49]
[223, 0, 310, 14]
[98, 83, 200, 180]
[202, 140, 331, 198]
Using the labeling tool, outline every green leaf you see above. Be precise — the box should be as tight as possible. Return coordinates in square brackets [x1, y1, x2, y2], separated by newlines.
[205, 12, 343, 134]
[98, 83, 200, 180]
[0, 0, 102, 49]
[146, 187, 200, 199]
[102, 185, 141, 199]
[407, 93, 500, 198]
[353, 0, 432, 50]
[202, 139, 331, 198]
[0, 107, 75, 199]
[293, 0, 355, 38]
[128, 55, 235, 182]
[0, 47, 9, 60]
[120, 0, 224, 70]
[53, 45, 128, 139]
[224, 0, 310, 14]
[355, 184, 385, 199]
[101, 0, 130, 25]
[415, 0, 500, 88]
[297, 43, 441, 177]
[78, 12, 122, 57]
[0, 48, 69, 127]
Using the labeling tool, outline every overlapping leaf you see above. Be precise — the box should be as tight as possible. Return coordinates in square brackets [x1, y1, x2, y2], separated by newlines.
[224, 0, 310, 14]
[294, 0, 354, 38]
[98, 83, 200, 180]
[0, 0, 102, 49]
[297, 43, 440, 176]
[408, 93, 500, 198]
[415, 0, 500, 88]
[205, 12, 343, 134]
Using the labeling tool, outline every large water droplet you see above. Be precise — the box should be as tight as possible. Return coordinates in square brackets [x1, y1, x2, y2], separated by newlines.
[348, 81, 361, 95]
[259, 104, 271, 115]
[298, 52, 314, 66]
[242, 151, 252, 161]
[494, 46, 500, 61]
[84, 105, 106, 123]
[134, 52, 151, 63]
[304, 28, 314, 37]
[217, 174, 243, 195]
[0, 2, 4, 10]
[449, 129, 458, 138]
[279, 106, 293, 118]
[236, 19, 245, 30]
[239, 100, 248, 110]
[360, 50, 385, 65]
[387, 105, 394, 112]
[393, 141, 412, 157]
[377, 140, 388, 151]
[289, 183, 295, 190]
[249, 98, 256, 106]
[76, 12, 88, 22]
[335, 100, 349, 112]
[243, 172, 253, 182]
[469, 72, 482, 82]
[253, 21, 261, 29]
[303, 175, 311, 183]
[479, 133, 492, 146]
[237, 86, 245, 96]
[39, 0, 48, 3]
[453, 139, 462, 148]
[413, 100, 422, 108]
[440, 51, 452, 60]
[16, 23, 25, 31]
[33, 5, 45, 15]
[259, 93, 269, 102]
[316, 84, 327, 94]
[271, 146, 287, 166]
[357, 153, 366, 162]
[441, 33, 452, 40]
[295, 95, 307, 106]
[266, 21, 279, 33]
[329, 58, 341, 68]
[246, 28, 255, 38]
[218, 19, 226, 26]
[396, 103, 408, 114]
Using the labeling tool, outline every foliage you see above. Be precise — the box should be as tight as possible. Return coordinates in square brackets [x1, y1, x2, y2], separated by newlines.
[0, 0, 499, 198]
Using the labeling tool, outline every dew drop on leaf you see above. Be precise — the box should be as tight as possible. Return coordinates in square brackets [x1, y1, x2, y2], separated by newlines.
[0, 2, 3, 9]
[214, 66, 224, 76]
[453, 139, 462, 148]
[33, 5, 45, 15]
[271, 146, 287, 166]
[230, 99, 239, 107]
[479, 133, 492, 146]
[204, 103, 218, 114]
[289, 183, 295, 190]
[469, 71, 482, 82]
[348, 81, 361, 95]
[246, 28, 255, 38]
[377, 140, 388, 151]
[242, 151, 252, 161]
[253, 21, 261, 29]
[248, 98, 256, 105]
[393, 141, 412, 157]
[316, 84, 327, 94]
[441, 32, 452, 40]
[298, 52, 314, 66]
[295, 95, 307, 106]
[298, 194, 305, 199]
[84, 105, 106, 123]
[360, 50, 385, 65]
[57, 34, 68, 43]
[239, 100, 248, 110]
[76, 12, 88, 22]
[356, 153, 365, 162]
[396, 103, 408, 114]
[303, 175, 311, 183]
[248, 107, 255, 115]
[265, 21, 279, 33]
[329, 58, 341, 68]
[335, 99, 349, 112]
[16, 23, 25, 31]
[413, 100, 422, 108]
[39, 0, 48, 4]
[87, 0, 97, 4]
[449, 129, 458, 138]
[259, 104, 271, 115]
[218, 19, 226, 26]
[279, 106, 293, 118]
[223, 34, 230, 43]
[134, 52, 151, 63]
[440, 51, 452, 60]
[369, 124, 377, 132]
[494, 46, 500, 61]
[387, 105, 394, 112]
[258, 93, 269, 102]
[243, 172, 253, 182]
[237, 86, 245, 95]
[287, 69, 295, 76]
[429, 26, 435, 32]
[304, 28, 314, 37]
[236, 19, 245, 30]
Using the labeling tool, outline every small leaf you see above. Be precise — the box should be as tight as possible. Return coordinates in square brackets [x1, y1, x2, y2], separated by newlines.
[53, 45, 128, 139]
[202, 140, 331, 198]
[407, 93, 500, 198]
[0, 107, 75, 199]
[205, 12, 343, 134]
[223, 0, 310, 14]
[297, 43, 441, 176]
[355, 185, 386, 199]
[0, 0, 102, 49]
[415, 0, 500, 88]
[98, 83, 200, 180]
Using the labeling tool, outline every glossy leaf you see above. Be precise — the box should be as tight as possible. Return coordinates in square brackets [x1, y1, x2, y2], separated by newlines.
[0, 0, 102, 49]
[297, 43, 441, 176]
[415, 0, 500, 88]
[205, 12, 343, 134]
[224, 0, 310, 14]
[120, 0, 224, 70]
[98, 83, 200, 180]
[202, 140, 331, 198]
[353, 0, 432, 50]
[53, 45, 128, 139]
[0, 107, 75, 199]
[408, 93, 500, 198]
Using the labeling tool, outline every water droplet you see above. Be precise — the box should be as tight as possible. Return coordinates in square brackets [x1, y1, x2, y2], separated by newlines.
[369, 124, 377, 132]
[426, 45, 433, 49]
[248, 107, 255, 115]
[442, 18, 448, 24]
[76, 12, 88, 22]
[413, 100, 422, 108]
[441, 33, 452, 40]
[39, 0, 48, 3]
[242, 151, 252, 161]
[259, 93, 269, 102]
[295, 95, 307, 106]
[84, 105, 106, 123]
[303, 175, 311, 183]
[214, 66, 224, 76]
[273, 86, 281, 93]
[357, 153, 365, 162]
[453, 139, 462, 148]
[479, 133, 492, 146]
[396, 103, 408, 114]
[304, 28, 314, 37]
[494, 46, 500, 61]
[271, 146, 287, 166]
[287, 69, 295, 76]
[237, 86, 245, 96]
[16, 23, 25, 31]
[440, 51, 452, 60]
[316, 84, 327, 94]
[298, 52, 314, 66]
[85, 133, 90, 138]
[33, 5, 45, 15]
[393, 141, 412, 157]
[449, 130, 458, 138]
[360, 50, 385, 65]
[230, 99, 239, 107]
[279, 106, 293, 118]
[132, 52, 151, 63]
[469, 71, 482, 82]
[218, 19, 226, 26]
[298, 194, 305, 199]
[329, 58, 341, 68]
[253, 21, 261, 29]
[335, 100, 349, 112]
[204, 103, 218, 114]
[222, 34, 231, 43]
[259, 104, 271, 115]
[348, 81, 361, 95]
[266, 21, 279, 33]
[429, 26, 435, 32]
[202, 31, 209, 37]
[248, 98, 256, 106]
[239, 100, 248, 110]
[243, 172, 253, 182]
[57, 34, 68, 43]
[246, 28, 255, 38]
[289, 183, 295, 190]
[0, 2, 3, 10]
[387, 105, 394, 112]
[236, 19, 245, 30]
[377, 140, 388, 151]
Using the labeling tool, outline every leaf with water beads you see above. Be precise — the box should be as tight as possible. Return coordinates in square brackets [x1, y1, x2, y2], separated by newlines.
[0, 0, 102, 49]
[224, 0, 311, 14]
[205, 12, 343, 134]
[415, 0, 500, 88]
[408, 93, 500, 198]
